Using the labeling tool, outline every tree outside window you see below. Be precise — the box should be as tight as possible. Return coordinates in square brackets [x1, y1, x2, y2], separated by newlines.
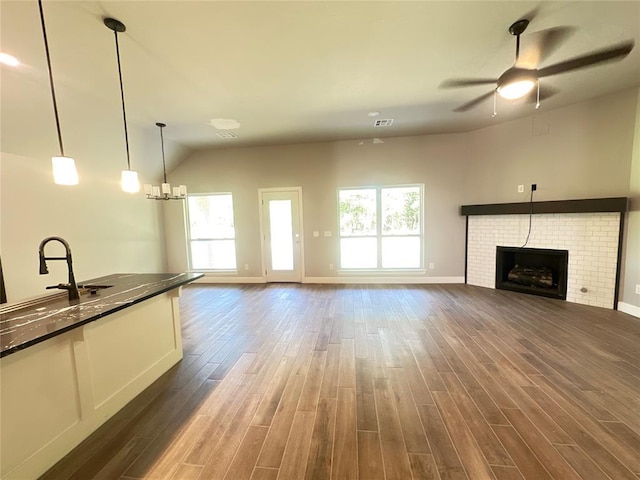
[339, 185, 423, 269]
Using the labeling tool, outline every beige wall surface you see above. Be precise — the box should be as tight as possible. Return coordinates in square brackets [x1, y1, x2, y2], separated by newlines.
[463, 88, 638, 205]
[165, 88, 638, 306]
[1, 145, 167, 301]
[165, 134, 468, 279]
[620, 88, 640, 309]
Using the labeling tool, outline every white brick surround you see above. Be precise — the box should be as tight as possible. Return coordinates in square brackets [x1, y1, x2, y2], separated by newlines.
[467, 213, 621, 309]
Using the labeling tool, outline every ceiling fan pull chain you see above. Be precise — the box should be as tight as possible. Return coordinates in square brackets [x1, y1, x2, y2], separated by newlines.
[536, 81, 540, 109]
[492, 90, 498, 117]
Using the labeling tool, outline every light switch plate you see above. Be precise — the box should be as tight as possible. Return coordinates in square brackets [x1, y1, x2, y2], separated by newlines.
[313, 231, 319, 237]
[323, 231, 332, 237]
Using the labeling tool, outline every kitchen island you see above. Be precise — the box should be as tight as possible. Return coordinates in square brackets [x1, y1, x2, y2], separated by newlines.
[0, 272, 202, 480]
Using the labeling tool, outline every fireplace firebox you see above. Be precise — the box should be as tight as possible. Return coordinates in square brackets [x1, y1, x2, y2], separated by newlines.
[495, 247, 568, 300]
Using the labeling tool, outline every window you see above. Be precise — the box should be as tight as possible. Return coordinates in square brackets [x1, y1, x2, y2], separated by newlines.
[339, 185, 422, 270]
[186, 193, 237, 270]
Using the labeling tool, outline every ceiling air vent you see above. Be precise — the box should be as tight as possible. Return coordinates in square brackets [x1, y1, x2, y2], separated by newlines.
[217, 132, 238, 139]
[374, 119, 394, 127]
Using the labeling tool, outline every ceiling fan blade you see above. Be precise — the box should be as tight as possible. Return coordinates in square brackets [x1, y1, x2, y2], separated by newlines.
[537, 41, 634, 78]
[454, 91, 494, 112]
[440, 78, 497, 88]
[517, 26, 575, 69]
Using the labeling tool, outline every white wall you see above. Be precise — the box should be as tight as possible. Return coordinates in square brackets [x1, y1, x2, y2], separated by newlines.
[0, 135, 168, 301]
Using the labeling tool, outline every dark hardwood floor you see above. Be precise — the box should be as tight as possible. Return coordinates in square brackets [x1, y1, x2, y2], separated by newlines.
[40, 284, 640, 479]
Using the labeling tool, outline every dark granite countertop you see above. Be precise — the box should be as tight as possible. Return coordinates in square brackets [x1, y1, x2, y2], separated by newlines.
[0, 272, 203, 358]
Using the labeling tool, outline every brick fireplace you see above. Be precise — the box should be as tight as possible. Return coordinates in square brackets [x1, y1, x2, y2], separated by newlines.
[461, 198, 627, 309]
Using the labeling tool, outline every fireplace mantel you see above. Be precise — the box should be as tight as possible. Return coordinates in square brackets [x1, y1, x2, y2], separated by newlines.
[460, 197, 627, 216]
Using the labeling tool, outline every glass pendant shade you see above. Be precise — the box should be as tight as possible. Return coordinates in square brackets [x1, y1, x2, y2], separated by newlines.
[52, 156, 79, 185]
[497, 79, 536, 100]
[121, 169, 140, 193]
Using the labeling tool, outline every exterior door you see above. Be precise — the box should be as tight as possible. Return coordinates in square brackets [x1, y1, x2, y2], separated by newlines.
[260, 188, 303, 282]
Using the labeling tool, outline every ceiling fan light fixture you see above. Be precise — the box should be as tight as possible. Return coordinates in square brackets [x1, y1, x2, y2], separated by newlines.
[497, 79, 536, 100]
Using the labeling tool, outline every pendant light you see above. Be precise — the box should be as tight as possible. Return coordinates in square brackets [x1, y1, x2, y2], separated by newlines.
[104, 17, 139, 193]
[144, 123, 187, 200]
[38, 0, 78, 185]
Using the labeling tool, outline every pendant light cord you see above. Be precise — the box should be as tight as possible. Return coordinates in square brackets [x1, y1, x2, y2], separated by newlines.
[112, 29, 131, 170]
[38, 0, 65, 157]
[159, 124, 167, 183]
[520, 187, 535, 248]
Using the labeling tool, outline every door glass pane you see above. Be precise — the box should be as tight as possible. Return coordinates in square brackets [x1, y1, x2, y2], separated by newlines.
[191, 240, 237, 269]
[339, 189, 376, 236]
[381, 237, 420, 268]
[269, 200, 294, 270]
[382, 186, 420, 235]
[340, 238, 377, 269]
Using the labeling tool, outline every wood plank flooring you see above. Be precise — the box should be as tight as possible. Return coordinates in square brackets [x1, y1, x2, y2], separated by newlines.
[41, 284, 640, 479]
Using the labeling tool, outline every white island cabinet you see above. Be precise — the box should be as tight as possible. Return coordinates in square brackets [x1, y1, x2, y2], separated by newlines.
[0, 273, 202, 479]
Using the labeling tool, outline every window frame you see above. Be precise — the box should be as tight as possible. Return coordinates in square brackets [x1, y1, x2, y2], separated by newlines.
[337, 184, 424, 272]
[185, 192, 238, 272]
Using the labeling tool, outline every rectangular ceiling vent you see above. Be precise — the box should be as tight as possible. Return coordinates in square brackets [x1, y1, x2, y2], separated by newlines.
[217, 132, 238, 139]
[374, 119, 394, 127]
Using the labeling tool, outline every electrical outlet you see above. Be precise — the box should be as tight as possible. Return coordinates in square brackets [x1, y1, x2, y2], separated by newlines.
[244, 264, 249, 271]
[531, 183, 537, 191]
[329, 264, 334, 270]
[636, 284, 640, 295]
[518, 185, 524, 193]
[429, 262, 435, 269]
[313, 231, 319, 237]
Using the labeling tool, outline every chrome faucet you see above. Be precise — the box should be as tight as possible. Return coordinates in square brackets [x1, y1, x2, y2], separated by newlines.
[38, 236, 80, 301]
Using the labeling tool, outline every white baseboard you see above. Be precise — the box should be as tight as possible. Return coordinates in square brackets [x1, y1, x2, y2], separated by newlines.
[303, 276, 465, 285]
[191, 275, 465, 285]
[618, 302, 640, 318]
[194, 275, 266, 284]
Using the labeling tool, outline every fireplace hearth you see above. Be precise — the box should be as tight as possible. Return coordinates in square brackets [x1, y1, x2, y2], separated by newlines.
[496, 246, 568, 300]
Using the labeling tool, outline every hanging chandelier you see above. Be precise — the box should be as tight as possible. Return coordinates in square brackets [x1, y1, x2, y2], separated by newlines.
[143, 123, 187, 200]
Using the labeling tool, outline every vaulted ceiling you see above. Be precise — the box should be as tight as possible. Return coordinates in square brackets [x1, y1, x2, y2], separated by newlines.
[2, 1, 639, 166]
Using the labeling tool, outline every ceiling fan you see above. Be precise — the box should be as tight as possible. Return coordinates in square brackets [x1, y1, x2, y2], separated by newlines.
[441, 18, 635, 112]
